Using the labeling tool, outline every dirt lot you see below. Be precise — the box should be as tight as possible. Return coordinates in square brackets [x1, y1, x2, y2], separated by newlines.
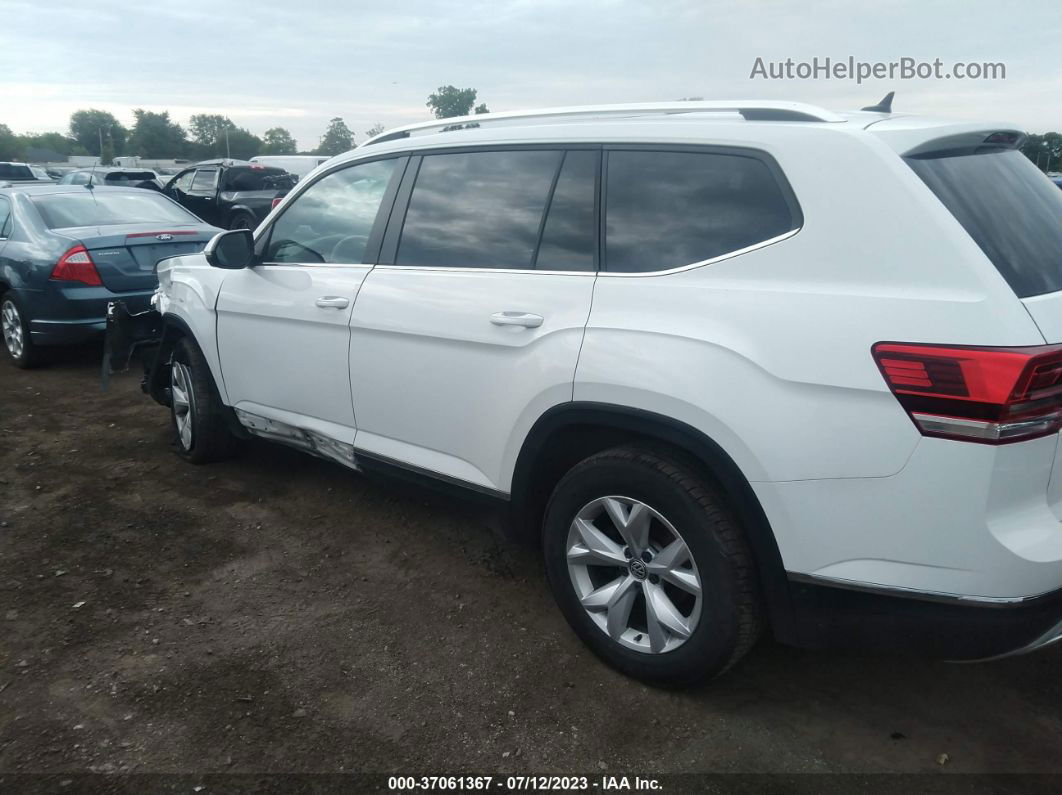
[1, 345, 1061, 790]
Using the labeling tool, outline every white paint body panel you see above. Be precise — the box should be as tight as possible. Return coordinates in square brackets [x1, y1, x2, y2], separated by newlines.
[216, 264, 371, 442]
[348, 267, 595, 490]
[154, 256, 231, 402]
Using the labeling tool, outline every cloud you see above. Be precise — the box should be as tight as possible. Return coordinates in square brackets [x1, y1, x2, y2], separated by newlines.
[1, 0, 1059, 150]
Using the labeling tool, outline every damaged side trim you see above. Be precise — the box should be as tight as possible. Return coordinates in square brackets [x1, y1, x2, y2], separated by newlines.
[234, 409, 361, 472]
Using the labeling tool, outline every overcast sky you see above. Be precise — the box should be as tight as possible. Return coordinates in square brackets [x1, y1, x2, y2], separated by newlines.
[1, 0, 1059, 150]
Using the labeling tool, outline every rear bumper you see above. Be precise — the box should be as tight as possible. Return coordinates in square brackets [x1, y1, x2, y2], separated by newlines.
[20, 286, 155, 346]
[788, 575, 1062, 660]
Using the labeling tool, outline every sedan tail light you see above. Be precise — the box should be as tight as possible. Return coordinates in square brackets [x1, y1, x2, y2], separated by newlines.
[50, 244, 102, 286]
[873, 341, 1062, 444]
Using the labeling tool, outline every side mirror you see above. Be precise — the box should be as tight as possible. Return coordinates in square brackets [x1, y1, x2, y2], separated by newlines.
[204, 229, 255, 270]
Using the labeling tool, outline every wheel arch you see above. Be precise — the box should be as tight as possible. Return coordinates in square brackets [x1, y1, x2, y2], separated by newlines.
[225, 206, 259, 228]
[510, 402, 798, 643]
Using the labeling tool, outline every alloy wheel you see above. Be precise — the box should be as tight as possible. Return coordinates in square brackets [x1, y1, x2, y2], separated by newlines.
[2, 299, 24, 359]
[565, 496, 702, 654]
[171, 361, 195, 450]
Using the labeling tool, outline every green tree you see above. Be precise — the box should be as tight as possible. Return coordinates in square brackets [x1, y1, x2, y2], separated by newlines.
[426, 86, 489, 119]
[22, 132, 80, 157]
[261, 127, 298, 155]
[1021, 132, 1062, 173]
[129, 109, 187, 158]
[364, 123, 386, 139]
[224, 128, 263, 160]
[69, 109, 126, 163]
[188, 114, 237, 148]
[0, 123, 19, 160]
[315, 117, 355, 156]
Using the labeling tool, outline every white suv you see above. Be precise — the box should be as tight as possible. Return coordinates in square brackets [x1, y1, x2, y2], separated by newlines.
[113, 100, 1062, 685]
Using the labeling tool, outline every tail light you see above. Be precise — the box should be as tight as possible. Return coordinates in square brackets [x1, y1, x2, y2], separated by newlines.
[50, 244, 102, 286]
[271, 197, 282, 210]
[873, 342, 1062, 444]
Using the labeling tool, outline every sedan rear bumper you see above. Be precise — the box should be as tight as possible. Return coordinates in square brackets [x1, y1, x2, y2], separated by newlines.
[23, 287, 155, 346]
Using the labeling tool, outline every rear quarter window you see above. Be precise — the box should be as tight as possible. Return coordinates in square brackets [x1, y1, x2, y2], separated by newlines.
[604, 149, 799, 273]
[906, 148, 1062, 298]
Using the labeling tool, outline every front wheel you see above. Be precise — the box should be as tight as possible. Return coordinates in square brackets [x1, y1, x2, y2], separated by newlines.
[542, 446, 761, 686]
[169, 337, 239, 463]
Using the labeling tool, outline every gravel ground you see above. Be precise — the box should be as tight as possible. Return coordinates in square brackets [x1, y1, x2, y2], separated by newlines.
[1, 344, 1060, 791]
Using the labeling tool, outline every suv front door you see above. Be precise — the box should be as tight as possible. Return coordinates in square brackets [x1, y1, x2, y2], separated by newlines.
[215, 156, 406, 450]
[348, 147, 599, 493]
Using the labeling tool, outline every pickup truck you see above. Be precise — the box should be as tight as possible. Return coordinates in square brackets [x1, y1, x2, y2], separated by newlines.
[0, 162, 54, 186]
[161, 159, 297, 230]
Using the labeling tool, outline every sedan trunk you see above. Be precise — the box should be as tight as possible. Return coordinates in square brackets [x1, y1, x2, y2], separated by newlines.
[57, 224, 216, 292]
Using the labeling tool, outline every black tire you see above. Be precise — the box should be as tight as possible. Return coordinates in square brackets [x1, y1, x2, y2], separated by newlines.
[1, 292, 42, 369]
[542, 445, 761, 686]
[228, 212, 257, 231]
[169, 336, 239, 464]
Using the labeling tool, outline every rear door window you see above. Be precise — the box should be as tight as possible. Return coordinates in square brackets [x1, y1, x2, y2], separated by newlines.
[534, 150, 597, 272]
[0, 196, 11, 237]
[906, 148, 1062, 298]
[396, 150, 563, 269]
[604, 149, 798, 273]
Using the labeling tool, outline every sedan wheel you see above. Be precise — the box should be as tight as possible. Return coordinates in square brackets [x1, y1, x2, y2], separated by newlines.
[566, 496, 702, 654]
[1, 299, 24, 360]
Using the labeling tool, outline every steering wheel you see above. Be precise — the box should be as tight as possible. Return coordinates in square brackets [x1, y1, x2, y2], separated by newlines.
[329, 235, 369, 263]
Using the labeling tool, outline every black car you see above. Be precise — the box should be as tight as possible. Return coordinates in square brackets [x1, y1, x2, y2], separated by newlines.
[161, 159, 297, 230]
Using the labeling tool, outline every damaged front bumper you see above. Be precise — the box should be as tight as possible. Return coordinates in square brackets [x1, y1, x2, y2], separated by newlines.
[101, 300, 165, 400]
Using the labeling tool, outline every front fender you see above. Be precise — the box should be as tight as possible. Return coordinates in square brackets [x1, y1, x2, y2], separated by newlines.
[156, 257, 231, 403]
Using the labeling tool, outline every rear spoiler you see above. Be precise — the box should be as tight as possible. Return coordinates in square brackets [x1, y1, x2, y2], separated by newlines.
[869, 120, 1027, 157]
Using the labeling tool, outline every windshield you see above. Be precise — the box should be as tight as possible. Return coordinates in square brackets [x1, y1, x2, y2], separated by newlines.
[907, 148, 1062, 298]
[32, 191, 200, 229]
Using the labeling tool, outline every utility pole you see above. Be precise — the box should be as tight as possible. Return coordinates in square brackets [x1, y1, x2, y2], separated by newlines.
[97, 125, 111, 165]
[225, 128, 231, 159]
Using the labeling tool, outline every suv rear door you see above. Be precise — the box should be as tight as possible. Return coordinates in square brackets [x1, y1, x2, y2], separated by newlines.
[215, 155, 407, 448]
[347, 147, 599, 492]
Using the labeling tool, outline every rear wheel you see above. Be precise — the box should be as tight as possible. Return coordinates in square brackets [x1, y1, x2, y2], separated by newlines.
[228, 212, 257, 231]
[170, 337, 239, 463]
[2, 293, 41, 369]
[542, 445, 761, 685]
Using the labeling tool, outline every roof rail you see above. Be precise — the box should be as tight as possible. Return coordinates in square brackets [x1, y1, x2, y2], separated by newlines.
[364, 101, 845, 146]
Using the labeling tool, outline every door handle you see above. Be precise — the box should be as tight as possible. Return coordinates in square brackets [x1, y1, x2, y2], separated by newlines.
[490, 311, 543, 328]
[315, 296, 350, 309]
